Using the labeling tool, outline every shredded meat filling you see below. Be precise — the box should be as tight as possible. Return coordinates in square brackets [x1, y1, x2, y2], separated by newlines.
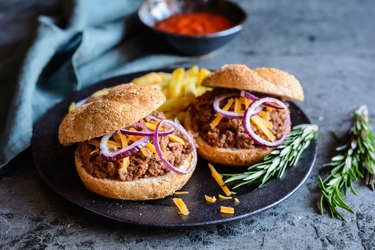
[189, 89, 288, 149]
[79, 112, 193, 181]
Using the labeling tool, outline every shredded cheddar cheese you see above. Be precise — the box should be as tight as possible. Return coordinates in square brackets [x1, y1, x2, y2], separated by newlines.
[259, 111, 270, 121]
[218, 194, 232, 200]
[140, 147, 152, 157]
[116, 132, 129, 173]
[127, 135, 143, 143]
[117, 132, 128, 147]
[266, 106, 275, 112]
[173, 198, 189, 215]
[207, 163, 232, 196]
[220, 206, 234, 215]
[204, 195, 217, 203]
[210, 98, 234, 129]
[122, 158, 129, 172]
[234, 198, 240, 204]
[251, 115, 276, 141]
[234, 98, 241, 113]
[107, 140, 121, 148]
[168, 134, 185, 145]
[144, 121, 158, 130]
[244, 98, 252, 109]
[174, 191, 189, 195]
[257, 111, 273, 130]
[263, 120, 274, 131]
[146, 143, 158, 154]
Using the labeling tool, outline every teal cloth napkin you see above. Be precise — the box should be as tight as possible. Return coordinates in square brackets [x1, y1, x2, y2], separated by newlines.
[0, 0, 191, 167]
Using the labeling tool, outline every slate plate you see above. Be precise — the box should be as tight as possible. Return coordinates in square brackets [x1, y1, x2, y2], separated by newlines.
[31, 69, 317, 228]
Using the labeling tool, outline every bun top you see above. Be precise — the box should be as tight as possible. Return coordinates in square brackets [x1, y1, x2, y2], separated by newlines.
[58, 83, 165, 145]
[202, 64, 304, 101]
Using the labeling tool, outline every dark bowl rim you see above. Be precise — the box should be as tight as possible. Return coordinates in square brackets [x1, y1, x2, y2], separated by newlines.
[137, 0, 247, 39]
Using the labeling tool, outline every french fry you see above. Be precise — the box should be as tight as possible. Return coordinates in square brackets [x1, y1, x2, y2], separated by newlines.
[132, 66, 212, 119]
[197, 68, 211, 85]
[158, 97, 191, 112]
[158, 73, 172, 86]
[182, 77, 198, 96]
[186, 65, 199, 76]
[168, 68, 185, 98]
[132, 72, 162, 85]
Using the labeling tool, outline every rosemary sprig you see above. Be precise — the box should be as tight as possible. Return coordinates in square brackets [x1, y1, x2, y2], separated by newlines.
[224, 124, 319, 189]
[354, 105, 375, 190]
[318, 141, 362, 219]
[319, 105, 375, 219]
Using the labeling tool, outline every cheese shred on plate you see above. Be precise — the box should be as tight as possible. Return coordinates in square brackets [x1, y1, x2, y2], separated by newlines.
[173, 198, 189, 215]
[174, 191, 189, 195]
[207, 163, 232, 196]
[218, 194, 232, 200]
[204, 195, 217, 203]
[220, 206, 234, 215]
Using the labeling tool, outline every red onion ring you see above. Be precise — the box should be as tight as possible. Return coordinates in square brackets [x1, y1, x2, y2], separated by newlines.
[147, 115, 161, 121]
[213, 94, 244, 118]
[240, 91, 258, 101]
[100, 130, 149, 161]
[120, 122, 174, 137]
[213, 94, 262, 118]
[153, 120, 197, 174]
[243, 97, 290, 147]
[240, 91, 283, 110]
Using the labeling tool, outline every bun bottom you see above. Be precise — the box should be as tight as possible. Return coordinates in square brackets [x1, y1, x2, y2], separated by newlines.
[184, 112, 273, 167]
[74, 149, 195, 200]
[194, 136, 273, 166]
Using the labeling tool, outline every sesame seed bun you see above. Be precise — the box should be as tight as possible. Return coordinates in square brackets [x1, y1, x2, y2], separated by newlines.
[58, 83, 166, 145]
[202, 64, 304, 101]
[74, 147, 195, 200]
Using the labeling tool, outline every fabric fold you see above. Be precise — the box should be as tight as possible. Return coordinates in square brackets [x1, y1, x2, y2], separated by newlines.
[0, 0, 193, 167]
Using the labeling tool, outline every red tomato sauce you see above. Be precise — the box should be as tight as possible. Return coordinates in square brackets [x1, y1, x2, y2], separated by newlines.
[154, 11, 235, 35]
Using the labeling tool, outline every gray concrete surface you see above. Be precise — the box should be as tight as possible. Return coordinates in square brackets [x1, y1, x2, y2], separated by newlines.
[1, 0, 375, 249]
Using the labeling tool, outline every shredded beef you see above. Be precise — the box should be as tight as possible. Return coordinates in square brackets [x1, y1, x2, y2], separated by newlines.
[189, 89, 288, 149]
[79, 112, 193, 181]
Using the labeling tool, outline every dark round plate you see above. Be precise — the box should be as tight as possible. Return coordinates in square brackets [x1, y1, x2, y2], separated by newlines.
[31, 69, 317, 228]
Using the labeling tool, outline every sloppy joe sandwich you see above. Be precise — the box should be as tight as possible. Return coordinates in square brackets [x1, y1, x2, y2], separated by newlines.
[184, 64, 304, 166]
[59, 83, 197, 200]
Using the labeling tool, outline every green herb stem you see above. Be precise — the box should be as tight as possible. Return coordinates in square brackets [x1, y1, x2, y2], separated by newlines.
[224, 124, 319, 189]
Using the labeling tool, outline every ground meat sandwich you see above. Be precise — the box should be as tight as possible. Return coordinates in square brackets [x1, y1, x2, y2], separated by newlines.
[184, 64, 304, 166]
[58, 83, 197, 200]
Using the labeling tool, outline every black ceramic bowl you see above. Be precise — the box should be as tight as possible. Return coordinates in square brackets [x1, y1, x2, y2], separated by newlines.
[138, 0, 247, 56]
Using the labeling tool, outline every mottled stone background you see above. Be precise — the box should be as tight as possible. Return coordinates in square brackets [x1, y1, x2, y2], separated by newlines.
[0, 0, 374, 249]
